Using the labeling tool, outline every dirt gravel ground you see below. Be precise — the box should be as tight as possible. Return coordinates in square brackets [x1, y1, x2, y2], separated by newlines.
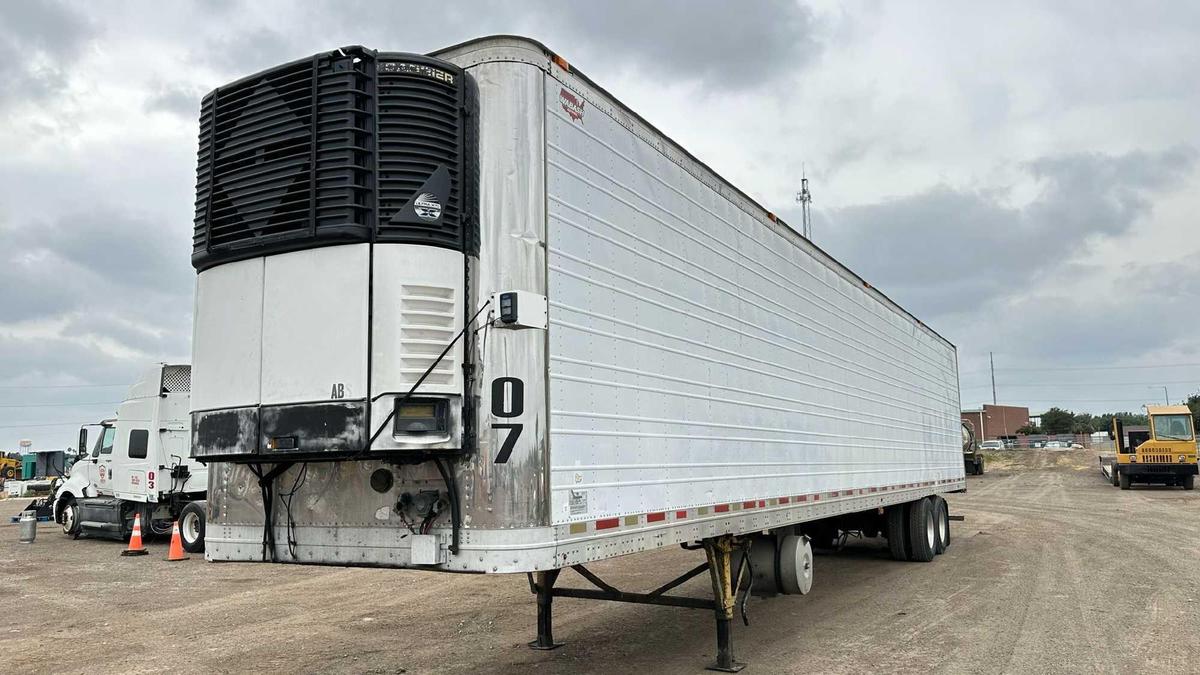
[4, 449, 1200, 674]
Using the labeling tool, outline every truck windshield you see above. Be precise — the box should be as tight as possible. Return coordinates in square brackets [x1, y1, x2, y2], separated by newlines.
[1152, 414, 1194, 441]
[99, 427, 116, 455]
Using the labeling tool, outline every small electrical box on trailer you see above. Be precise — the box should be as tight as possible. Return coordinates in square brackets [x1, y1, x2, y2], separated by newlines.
[491, 290, 548, 329]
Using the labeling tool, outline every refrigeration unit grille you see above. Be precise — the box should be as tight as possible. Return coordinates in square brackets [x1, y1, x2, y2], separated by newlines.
[191, 49, 477, 272]
[192, 50, 374, 270]
[375, 65, 466, 249]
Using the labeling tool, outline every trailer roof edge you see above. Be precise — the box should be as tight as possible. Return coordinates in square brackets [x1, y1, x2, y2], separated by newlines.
[430, 34, 956, 353]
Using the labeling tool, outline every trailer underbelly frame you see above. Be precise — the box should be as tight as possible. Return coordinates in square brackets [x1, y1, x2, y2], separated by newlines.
[207, 478, 962, 572]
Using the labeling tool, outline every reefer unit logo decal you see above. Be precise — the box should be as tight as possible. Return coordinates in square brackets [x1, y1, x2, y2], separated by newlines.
[414, 192, 443, 220]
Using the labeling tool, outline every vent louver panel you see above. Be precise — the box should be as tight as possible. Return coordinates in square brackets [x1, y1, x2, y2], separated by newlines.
[398, 285, 457, 386]
[161, 365, 192, 394]
[192, 48, 477, 272]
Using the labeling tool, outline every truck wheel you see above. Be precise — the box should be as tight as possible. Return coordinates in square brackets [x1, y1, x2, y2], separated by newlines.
[934, 498, 949, 554]
[1119, 473, 1132, 490]
[60, 496, 81, 539]
[1, 466, 13, 480]
[1184, 475, 1195, 491]
[885, 504, 908, 561]
[179, 501, 206, 553]
[906, 498, 937, 562]
[1110, 467, 1119, 486]
[977, 459, 985, 475]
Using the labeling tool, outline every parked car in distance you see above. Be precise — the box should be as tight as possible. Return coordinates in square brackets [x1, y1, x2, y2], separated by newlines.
[1045, 441, 1067, 449]
[1031, 441, 1044, 448]
[980, 440, 1006, 451]
[1070, 443, 1084, 449]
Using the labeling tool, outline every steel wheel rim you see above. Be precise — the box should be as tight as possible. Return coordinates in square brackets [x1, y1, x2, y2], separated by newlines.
[182, 511, 200, 543]
[925, 510, 936, 549]
[62, 504, 76, 534]
[938, 506, 948, 544]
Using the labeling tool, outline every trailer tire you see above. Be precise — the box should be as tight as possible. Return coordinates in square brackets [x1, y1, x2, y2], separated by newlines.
[885, 504, 908, 561]
[906, 498, 937, 562]
[1119, 473, 1132, 490]
[60, 496, 81, 539]
[179, 501, 206, 553]
[933, 498, 949, 554]
[1184, 474, 1195, 491]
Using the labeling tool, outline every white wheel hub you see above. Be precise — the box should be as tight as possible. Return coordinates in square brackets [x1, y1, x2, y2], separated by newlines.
[925, 509, 936, 550]
[779, 535, 814, 595]
[62, 503, 77, 534]
[182, 511, 201, 543]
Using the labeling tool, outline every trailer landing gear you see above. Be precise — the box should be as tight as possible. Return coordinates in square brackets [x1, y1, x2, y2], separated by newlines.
[528, 569, 563, 651]
[703, 536, 745, 672]
[527, 535, 749, 671]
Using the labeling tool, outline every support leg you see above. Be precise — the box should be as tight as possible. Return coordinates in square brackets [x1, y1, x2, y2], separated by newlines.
[704, 536, 745, 672]
[529, 569, 564, 650]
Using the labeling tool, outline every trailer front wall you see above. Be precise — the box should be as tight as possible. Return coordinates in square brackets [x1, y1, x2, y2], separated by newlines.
[543, 72, 963, 530]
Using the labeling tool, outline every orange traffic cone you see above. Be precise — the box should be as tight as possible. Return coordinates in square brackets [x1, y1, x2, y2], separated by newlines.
[121, 512, 149, 556]
[166, 520, 189, 561]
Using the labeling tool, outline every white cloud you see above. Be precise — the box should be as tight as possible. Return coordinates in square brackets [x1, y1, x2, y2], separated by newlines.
[2, 0, 1199, 447]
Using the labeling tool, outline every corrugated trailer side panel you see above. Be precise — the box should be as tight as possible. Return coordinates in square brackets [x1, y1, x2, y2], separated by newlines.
[543, 71, 963, 532]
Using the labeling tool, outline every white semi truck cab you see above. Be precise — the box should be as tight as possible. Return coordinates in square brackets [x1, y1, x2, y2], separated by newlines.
[53, 364, 208, 551]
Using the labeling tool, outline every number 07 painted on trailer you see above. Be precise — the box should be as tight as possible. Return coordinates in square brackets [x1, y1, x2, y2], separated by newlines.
[492, 377, 524, 463]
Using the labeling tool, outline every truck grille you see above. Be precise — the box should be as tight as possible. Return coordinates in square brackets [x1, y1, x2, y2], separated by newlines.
[398, 285, 457, 386]
[1140, 454, 1175, 464]
[192, 48, 477, 272]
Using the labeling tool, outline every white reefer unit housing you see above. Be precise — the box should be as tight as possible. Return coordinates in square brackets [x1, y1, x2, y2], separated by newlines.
[189, 35, 962, 668]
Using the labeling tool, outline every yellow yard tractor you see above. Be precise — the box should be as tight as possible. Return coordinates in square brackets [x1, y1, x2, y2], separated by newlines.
[0, 456, 21, 481]
[1108, 405, 1198, 490]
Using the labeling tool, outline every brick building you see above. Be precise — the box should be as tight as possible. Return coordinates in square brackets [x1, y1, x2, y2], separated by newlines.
[961, 404, 1030, 442]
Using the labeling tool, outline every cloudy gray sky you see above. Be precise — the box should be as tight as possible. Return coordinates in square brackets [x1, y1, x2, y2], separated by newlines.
[2, 0, 1198, 449]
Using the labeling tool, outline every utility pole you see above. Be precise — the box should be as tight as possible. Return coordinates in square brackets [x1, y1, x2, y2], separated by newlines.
[990, 352, 997, 405]
[795, 166, 812, 240]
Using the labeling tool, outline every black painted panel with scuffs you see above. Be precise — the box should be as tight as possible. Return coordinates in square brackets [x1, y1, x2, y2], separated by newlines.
[192, 401, 367, 462]
[192, 407, 260, 459]
[260, 400, 366, 457]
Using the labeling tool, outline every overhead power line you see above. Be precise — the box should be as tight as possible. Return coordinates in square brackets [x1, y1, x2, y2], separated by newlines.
[0, 383, 126, 389]
[962, 378, 1200, 389]
[0, 421, 92, 429]
[0, 401, 119, 409]
[962, 361, 1200, 376]
[998, 362, 1200, 372]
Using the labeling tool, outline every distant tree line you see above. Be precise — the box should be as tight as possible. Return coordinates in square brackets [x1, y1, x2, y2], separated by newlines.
[1015, 392, 1200, 435]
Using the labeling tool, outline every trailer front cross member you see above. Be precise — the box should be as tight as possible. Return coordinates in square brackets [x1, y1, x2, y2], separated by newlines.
[527, 535, 749, 671]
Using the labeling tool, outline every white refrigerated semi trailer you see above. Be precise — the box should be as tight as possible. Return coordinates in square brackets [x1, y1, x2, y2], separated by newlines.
[189, 36, 963, 670]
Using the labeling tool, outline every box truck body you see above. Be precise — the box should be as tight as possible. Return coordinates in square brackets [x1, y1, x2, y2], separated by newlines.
[191, 36, 963, 574]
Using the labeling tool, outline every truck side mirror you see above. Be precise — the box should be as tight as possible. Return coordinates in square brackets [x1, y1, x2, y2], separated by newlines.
[78, 428, 88, 455]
